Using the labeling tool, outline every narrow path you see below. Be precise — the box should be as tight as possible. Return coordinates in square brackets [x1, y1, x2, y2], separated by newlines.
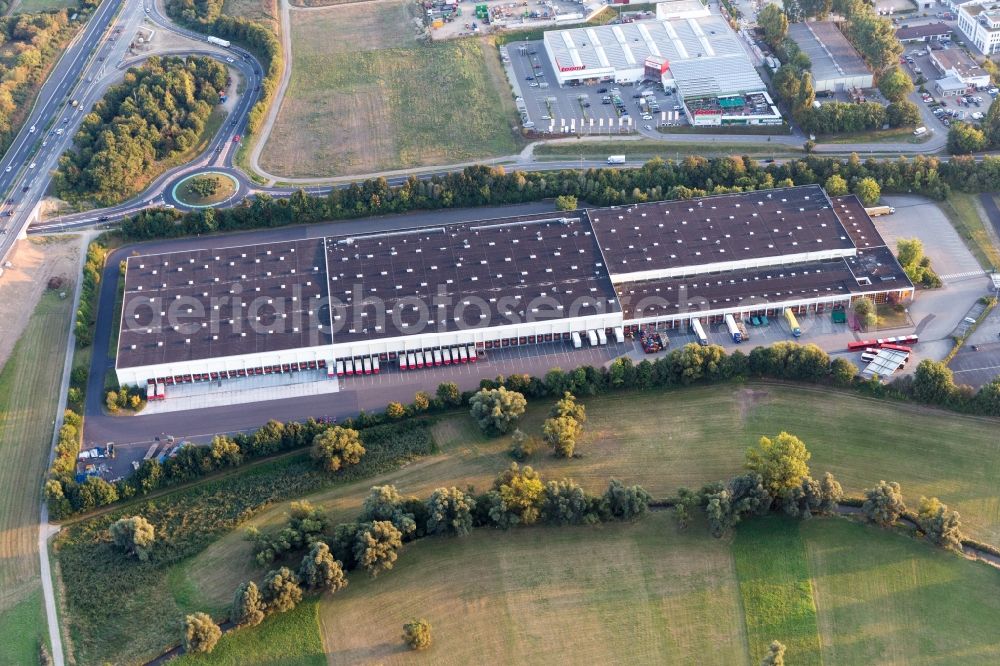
[39, 233, 93, 666]
[248, 0, 292, 186]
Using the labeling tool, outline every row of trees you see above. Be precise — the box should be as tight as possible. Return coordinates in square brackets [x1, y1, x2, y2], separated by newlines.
[861, 480, 964, 550]
[120, 153, 1000, 242]
[672, 432, 844, 536]
[164, 0, 283, 139]
[55, 56, 228, 205]
[0, 11, 80, 156]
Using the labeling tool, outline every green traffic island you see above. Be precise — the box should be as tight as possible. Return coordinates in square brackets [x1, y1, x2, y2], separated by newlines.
[173, 173, 239, 207]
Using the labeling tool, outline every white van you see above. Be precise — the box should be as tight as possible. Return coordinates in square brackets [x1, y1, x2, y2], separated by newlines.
[913, 126, 927, 136]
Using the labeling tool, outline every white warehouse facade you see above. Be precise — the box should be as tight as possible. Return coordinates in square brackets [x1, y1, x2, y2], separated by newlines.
[115, 186, 914, 388]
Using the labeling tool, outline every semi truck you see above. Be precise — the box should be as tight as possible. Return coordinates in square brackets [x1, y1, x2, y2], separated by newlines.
[736, 319, 749, 342]
[607, 155, 626, 165]
[864, 205, 895, 217]
[597, 329, 607, 345]
[572, 331, 582, 348]
[207, 35, 231, 48]
[724, 314, 742, 343]
[784, 308, 802, 337]
[587, 329, 599, 346]
[691, 318, 708, 346]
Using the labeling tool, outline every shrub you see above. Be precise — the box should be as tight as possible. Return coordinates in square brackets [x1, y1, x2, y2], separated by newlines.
[426, 487, 476, 537]
[469, 387, 527, 435]
[262, 567, 302, 613]
[183, 612, 221, 654]
[231, 581, 265, 627]
[311, 426, 365, 472]
[109, 516, 155, 561]
[403, 618, 432, 650]
[862, 480, 906, 527]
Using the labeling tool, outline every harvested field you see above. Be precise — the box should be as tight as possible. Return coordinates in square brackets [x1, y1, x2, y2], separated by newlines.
[260, 0, 518, 177]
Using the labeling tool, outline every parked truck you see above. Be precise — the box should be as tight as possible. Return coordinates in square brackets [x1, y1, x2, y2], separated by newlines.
[691, 318, 708, 346]
[784, 308, 802, 337]
[207, 35, 231, 48]
[865, 205, 895, 217]
[571, 331, 582, 348]
[607, 155, 626, 165]
[724, 314, 742, 343]
[736, 319, 749, 342]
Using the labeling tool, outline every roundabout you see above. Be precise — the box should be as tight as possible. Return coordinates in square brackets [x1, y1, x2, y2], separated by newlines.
[171, 170, 241, 208]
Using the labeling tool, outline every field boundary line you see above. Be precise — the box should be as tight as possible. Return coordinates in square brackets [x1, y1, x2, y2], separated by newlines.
[39, 233, 91, 666]
[248, 0, 292, 185]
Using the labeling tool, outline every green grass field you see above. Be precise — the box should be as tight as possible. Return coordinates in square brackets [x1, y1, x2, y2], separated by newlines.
[0, 289, 75, 659]
[181, 383, 1000, 614]
[173, 598, 324, 666]
[734, 516, 821, 665]
[260, 0, 518, 177]
[178, 513, 1000, 665]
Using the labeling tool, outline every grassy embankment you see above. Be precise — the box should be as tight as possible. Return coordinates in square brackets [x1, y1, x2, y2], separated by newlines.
[942, 192, 1000, 271]
[534, 140, 800, 160]
[0, 290, 75, 663]
[259, 0, 517, 177]
[60, 384, 1000, 663]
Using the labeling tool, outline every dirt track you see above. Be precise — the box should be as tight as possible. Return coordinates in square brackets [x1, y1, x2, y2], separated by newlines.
[0, 235, 82, 372]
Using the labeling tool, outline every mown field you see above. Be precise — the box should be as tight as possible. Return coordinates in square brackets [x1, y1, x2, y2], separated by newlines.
[61, 382, 1000, 663]
[180, 513, 1000, 665]
[181, 383, 1000, 615]
[260, 0, 518, 177]
[0, 289, 75, 663]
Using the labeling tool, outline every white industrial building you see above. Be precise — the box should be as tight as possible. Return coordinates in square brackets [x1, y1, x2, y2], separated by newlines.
[655, 0, 710, 20]
[116, 186, 914, 389]
[957, 1, 1000, 55]
[788, 21, 874, 92]
[542, 16, 780, 125]
[929, 44, 993, 85]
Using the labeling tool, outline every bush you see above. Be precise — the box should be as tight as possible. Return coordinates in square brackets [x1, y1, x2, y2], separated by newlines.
[183, 612, 221, 654]
[109, 516, 155, 561]
[403, 618, 432, 650]
[426, 487, 476, 537]
[311, 426, 365, 472]
[469, 387, 527, 435]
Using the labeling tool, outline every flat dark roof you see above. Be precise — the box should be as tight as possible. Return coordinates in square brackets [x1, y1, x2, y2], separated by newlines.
[830, 195, 882, 250]
[895, 22, 951, 40]
[324, 212, 621, 343]
[590, 185, 854, 276]
[616, 246, 911, 320]
[117, 239, 331, 369]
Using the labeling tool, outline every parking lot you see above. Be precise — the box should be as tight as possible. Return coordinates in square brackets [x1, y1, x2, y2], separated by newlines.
[901, 43, 998, 130]
[503, 39, 684, 133]
[949, 300, 1000, 389]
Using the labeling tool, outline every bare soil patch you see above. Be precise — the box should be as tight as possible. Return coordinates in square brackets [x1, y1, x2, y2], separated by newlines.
[0, 235, 81, 372]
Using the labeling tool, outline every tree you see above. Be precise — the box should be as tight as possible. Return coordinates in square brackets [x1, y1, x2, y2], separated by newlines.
[745, 432, 811, 500]
[603, 479, 652, 520]
[853, 297, 877, 329]
[818, 472, 843, 514]
[758, 4, 788, 48]
[983, 95, 1000, 148]
[673, 487, 699, 530]
[412, 391, 430, 412]
[386, 402, 406, 419]
[354, 520, 403, 577]
[359, 485, 416, 537]
[489, 463, 545, 528]
[310, 426, 365, 472]
[852, 177, 881, 206]
[109, 516, 156, 561]
[403, 618, 432, 650]
[210, 435, 242, 467]
[823, 174, 848, 197]
[878, 66, 914, 102]
[912, 359, 956, 405]
[949, 122, 988, 155]
[554, 194, 577, 211]
[299, 542, 348, 592]
[262, 567, 303, 613]
[426, 487, 476, 536]
[469, 387, 527, 435]
[509, 428, 536, 461]
[550, 392, 586, 422]
[189, 176, 220, 197]
[830, 357, 856, 387]
[541, 478, 599, 525]
[231, 581, 266, 627]
[761, 640, 786, 666]
[862, 480, 905, 527]
[436, 382, 462, 406]
[886, 100, 921, 128]
[542, 415, 583, 458]
[183, 612, 221, 654]
[917, 496, 963, 550]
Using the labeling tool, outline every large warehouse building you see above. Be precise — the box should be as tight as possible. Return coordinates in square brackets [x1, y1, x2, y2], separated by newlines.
[115, 186, 914, 387]
[542, 16, 780, 125]
[788, 21, 873, 92]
